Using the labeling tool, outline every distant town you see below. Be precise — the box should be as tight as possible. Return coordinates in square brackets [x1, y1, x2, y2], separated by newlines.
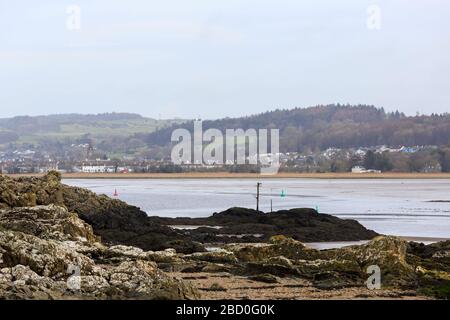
[0, 143, 443, 175]
[1, 107, 449, 175]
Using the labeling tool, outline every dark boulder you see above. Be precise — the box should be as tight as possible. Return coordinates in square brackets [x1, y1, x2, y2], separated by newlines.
[151, 207, 378, 243]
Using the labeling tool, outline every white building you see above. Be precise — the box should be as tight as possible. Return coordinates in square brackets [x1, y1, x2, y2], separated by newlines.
[81, 165, 107, 173]
[351, 166, 381, 174]
[351, 166, 366, 173]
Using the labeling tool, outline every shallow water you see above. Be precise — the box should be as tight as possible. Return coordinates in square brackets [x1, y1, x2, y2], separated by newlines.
[64, 178, 450, 239]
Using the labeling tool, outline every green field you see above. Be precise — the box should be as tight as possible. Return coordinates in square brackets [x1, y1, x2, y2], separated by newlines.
[0, 114, 185, 145]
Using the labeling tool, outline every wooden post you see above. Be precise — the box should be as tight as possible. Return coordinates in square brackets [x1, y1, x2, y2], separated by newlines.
[256, 182, 262, 212]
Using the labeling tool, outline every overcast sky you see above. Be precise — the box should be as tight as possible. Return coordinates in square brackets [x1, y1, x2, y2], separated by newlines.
[0, 0, 449, 119]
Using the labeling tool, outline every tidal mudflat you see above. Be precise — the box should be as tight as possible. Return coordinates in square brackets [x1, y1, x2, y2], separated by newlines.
[65, 178, 450, 239]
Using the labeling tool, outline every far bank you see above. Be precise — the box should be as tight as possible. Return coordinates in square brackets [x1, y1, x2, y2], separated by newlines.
[5, 172, 450, 179]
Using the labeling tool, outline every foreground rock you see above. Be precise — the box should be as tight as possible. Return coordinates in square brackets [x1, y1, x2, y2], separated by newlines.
[0, 172, 203, 253]
[223, 235, 416, 288]
[0, 204, 98, 243]
[0, 204, 447, 299]
[150, 207, 379, 243]
[407, 240, 450, 299]
[0, 205, 199, 300]
[176, 235, 448, 299]
[1, 172, 448, 300]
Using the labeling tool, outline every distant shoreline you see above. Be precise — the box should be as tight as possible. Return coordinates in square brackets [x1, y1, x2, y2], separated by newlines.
[6, 172, 450, 179]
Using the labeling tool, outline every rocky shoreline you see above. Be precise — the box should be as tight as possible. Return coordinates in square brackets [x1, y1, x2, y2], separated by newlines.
[0, 172, 449, 300]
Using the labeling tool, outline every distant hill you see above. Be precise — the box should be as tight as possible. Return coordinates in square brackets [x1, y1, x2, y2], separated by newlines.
[143, 105, 450, 152]
[0, 113, 185, 144]
[1, 106, 450, 161]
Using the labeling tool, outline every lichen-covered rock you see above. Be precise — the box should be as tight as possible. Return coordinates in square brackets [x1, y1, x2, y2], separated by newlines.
[0, 230, 95, 278]
[226, 235, 320, 262]
[0, 205, 98, 243]
[11, 265, 46, 286]
[108, 245, 145, 259]
[266, 256, 294, 268]
[80, 275, 111, 293]
[328, 236, 417, 287]
[106, 260, 199, 299]
[145, 249, 182, 264]
[415, 267, 450, 299]
[184, 250, 238, 264]
[0, 171, 64, 208]
[0, 203, 199, 300]
[408, 240, 450, 271]
[224, 243, 273, 262]
[296, 259, 364, 289]
[227, 236, 419, 289]
[296, 258, 361, 277]
[407, 240, 450, 299]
